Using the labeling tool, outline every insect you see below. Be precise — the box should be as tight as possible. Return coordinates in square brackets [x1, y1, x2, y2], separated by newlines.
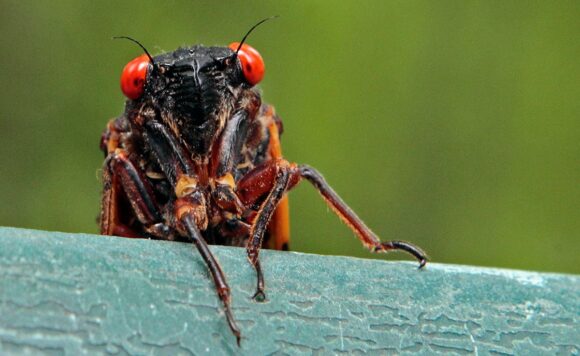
[99, 19, 427, 345]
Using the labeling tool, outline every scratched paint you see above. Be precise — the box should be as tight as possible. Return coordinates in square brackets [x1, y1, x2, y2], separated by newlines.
[0, 227, 578, 355]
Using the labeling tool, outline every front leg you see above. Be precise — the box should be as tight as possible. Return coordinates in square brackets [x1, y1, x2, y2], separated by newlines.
[210, 91, 263, 216]
[236, 159, 296, 301]
[211, 110, 251, 215]
[100, 149, 173, 240]
[176, 198, 241, 346]
[236, 160, 428, 300]
[240, 162, 428, 267]
[137, 114, 242, 344]
[248, 161, 291, 301]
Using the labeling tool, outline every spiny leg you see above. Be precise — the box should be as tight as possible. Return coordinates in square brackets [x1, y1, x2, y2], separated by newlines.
[247, 164, 290, 300]
[210, 104, 289, 300]
[180, 212, 241, 346]
[253, 260, 266, 302]
[100, 150, 173, 239]
[298, 164, 428, 268]
[237, 159, 427, 301]
[139, 114, 242, 344]
[238, 160, 292, 301]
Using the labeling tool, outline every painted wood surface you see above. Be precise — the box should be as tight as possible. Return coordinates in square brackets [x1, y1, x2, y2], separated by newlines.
[0, 227, 578, 355]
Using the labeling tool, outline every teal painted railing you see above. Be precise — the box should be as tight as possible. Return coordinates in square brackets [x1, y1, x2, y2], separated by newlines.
[0, 227, 578, 355]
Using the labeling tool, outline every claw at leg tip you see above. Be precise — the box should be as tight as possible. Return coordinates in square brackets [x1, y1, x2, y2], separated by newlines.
[252, 290, 267, 302]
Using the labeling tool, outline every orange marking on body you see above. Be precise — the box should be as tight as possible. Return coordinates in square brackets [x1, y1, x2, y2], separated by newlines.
[268, 121, 283, 160]
[266, 120, 291, 250]
[270, 195, 290, 250]
[216, 172, 236, 188]
[105, 121, 120, 154]
[175, 175, 198, 198]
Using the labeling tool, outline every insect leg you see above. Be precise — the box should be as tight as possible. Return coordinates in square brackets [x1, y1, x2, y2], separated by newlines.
[214, 110, 252, 178]
[177, 203, 241, 346]
[100, 161, 140, 238]
[210, 110, 252, 215]
[141, 117, 242, 344]
[143, 119, 196, 183]
[100, 150, 173, 239]
[298, 164, 428, 268]
[237, 159, 294, 300]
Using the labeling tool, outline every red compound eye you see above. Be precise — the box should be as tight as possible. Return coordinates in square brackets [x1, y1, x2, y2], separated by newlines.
[120, 54, 150, 100]
[228, 42, 264, 86]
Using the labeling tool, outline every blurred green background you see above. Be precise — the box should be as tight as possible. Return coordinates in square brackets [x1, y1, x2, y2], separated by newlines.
[1, 1, 578, 273]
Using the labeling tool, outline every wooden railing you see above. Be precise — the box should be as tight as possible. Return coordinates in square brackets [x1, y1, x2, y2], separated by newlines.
[0, 227, 578, 354]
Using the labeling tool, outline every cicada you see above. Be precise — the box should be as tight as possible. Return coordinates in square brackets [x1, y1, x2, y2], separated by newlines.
[99, 19, 427, 345]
